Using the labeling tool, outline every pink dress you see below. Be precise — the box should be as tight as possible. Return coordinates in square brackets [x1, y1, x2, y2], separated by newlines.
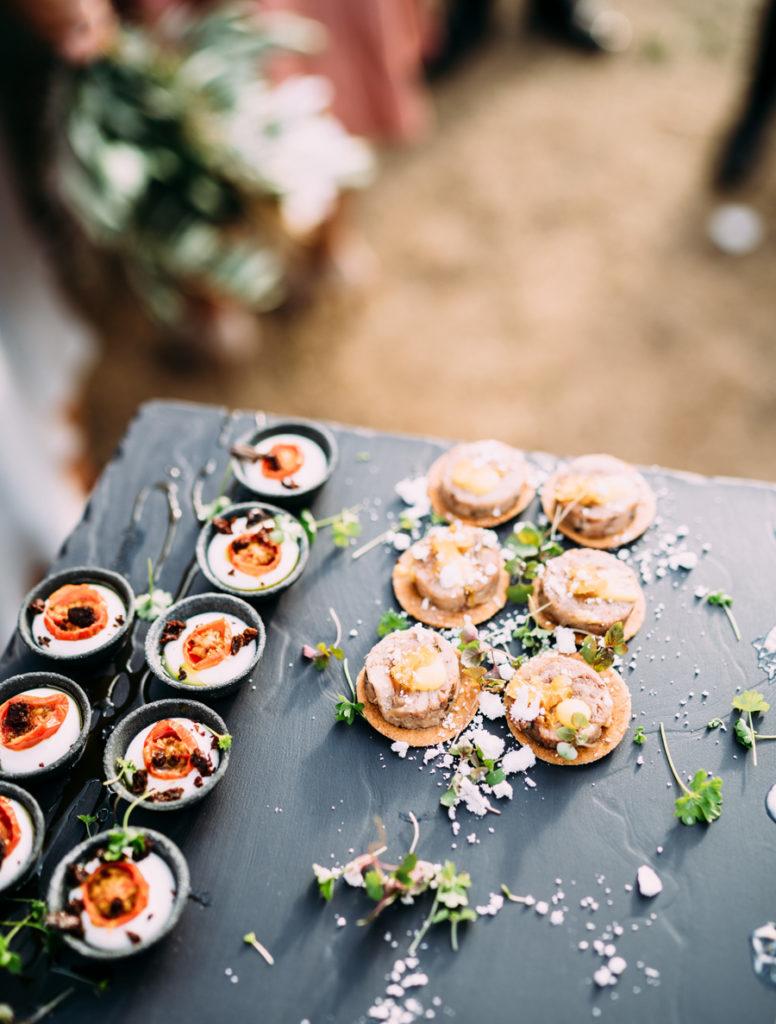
[261, 0, 432, 143]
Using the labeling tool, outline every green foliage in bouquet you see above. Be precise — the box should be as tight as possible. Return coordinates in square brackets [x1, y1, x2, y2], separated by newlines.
[55, 4, 372, 324]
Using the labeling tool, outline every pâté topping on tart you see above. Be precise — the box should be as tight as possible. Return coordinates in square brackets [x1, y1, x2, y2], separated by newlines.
[207, 509, 303, 593]
[392, 522, 509, 628]
[232, 432, 328, 495]
[529, 548, 645, 640]
[120, 717, 220, 802]
[0, 794, 34, 889]
[60, 835, 177, 950]
[427, 440, 536, 527]
[159, 612, 258, 685]
[356, 625, 480, 747]
[0, 687, 82, 775]
[30, 582, 127, 656]
[541, 454, 656, 549]
[504, 651, 631, 765]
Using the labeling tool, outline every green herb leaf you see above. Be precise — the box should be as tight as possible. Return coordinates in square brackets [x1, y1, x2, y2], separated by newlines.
[364, 870, 384, 902]
[377, 609, 411, 637]
[707, 718, 724, 730]
[334, 696, 364, 726]
[674, 770, 723, 825]
[732, 690, 770, 715]
[556, 742, 578, 761]
[734, 716, 754, 749]
[506, 583, 533, 605]
[633, 725, 646, 745]
[440, 786, 457, 808]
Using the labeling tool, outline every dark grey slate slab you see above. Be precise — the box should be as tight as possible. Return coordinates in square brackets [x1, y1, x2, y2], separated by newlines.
[2, 400, 776, 1024]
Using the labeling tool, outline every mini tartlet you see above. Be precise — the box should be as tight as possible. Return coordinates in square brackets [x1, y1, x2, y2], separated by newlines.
[0, 782, 45, 895]
[196, 501, 309, 599]
[427, 440, 535, 527]
[356, 625, 480, 747]
[231, 419, 337, 502]
[541, 454, 656, 549]
[504, 651, 631, 765]
[392, 522, 509, 628]
[145, 593, 265, 695]
[528, 548, 645, 641]
[47, 827, 189, 959]
[19, 566, 135, 664]
[103, 699, 230, 811]
[0, 673, 91, 781]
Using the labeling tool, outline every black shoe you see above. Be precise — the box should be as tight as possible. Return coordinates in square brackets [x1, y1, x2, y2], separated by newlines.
[529, 0, 631, 53]
[424, 0, 495, 79]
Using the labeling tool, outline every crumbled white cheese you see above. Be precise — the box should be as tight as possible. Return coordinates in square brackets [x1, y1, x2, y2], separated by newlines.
[554, 626, 577, 654]
[476, 893, 505, 917]
[479, 691, 506, 719]
[491, 780, 514, 801]
[457, 776, 490, 817]
[470, 729, 504, 762]
[608, 956, 627, 976]
[593, 966, 613, 987]
[501, 746, 537, 774]
[390, 741, 410, 759]
[636, 864, 663, 898]
[508, 685, 542, 723]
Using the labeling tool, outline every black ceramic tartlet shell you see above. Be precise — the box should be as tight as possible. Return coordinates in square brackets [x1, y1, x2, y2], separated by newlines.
[0, 672, 92, 782]
[231, 418, 338, 503]
[18, 566, 136, 665]
[0, 781, 45, 895]
[47, 827, 190, 960]
[103, 698, 231, 811]
[195, 500, 310, 599]
[144, 592, 265, 696]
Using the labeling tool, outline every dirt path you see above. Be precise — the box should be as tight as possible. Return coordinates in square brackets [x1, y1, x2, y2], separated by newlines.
[81, 0, 776, 480]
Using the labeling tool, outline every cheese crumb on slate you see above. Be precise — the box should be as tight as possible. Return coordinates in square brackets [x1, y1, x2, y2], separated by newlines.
[636, 865, 663, 898]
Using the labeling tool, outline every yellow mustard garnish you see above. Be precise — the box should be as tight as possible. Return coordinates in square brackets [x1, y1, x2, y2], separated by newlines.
[451, 459, 502, 497]
[390, 646, 446, 692]
[554, 474, 631, 508]
[567, 567, 637, 603]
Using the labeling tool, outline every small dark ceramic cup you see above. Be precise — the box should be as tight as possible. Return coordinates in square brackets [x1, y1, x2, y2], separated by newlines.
[231, 418, 338, 503]
[47, 827, 190, 960]
[18, 566, 135, 665]
[196, 501, 309, 600]
[0, 672, 92, 782]
[103, 698, 231, 812]
[144, 592, 265, 697]
[0, 781, 45, 895]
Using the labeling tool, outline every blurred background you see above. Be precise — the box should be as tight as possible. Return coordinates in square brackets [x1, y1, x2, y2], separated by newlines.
[0, 0, 775, 638]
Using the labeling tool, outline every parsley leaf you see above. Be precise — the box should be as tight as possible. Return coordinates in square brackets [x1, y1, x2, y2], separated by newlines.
[377, 609, 411, 637]
[734, 716, 754, 749]
[659, 723, 723, 825]
[335, 696, 364, 725]
[732, 690, 770, 766]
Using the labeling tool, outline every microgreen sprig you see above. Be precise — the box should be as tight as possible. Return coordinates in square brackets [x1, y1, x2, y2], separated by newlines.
[633, 725, 646, 745]
[441, 740, 504, 810]
[731, 690, 773, 766]
[302, 607, 345, 670]
[103, 757, 138, 789]
[300, 506, 362, 548]
[135, 559, 173, 622]
[377, 609, 411, 637]
[579, 622, 628, 673]
[202, 725, 233, 751]
[504, 521, 564, 606]
[243, 931, 274, 966]
[76, 813, 98, 837]
[659, 723, 723, 825]
[698, 589, 741, 642]
[334, 659, 364, 726]
[0, 900, 51, 976]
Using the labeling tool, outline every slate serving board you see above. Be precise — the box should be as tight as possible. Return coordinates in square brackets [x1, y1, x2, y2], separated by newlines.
[3, 400, 776, 1024]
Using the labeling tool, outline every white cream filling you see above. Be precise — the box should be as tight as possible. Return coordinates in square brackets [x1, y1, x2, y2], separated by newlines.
[0, 799, 34, 889]
[0, 688, 82, 774]
[161, 612, 256, 686]
[123, 718, 219, 798]
[32, 584, 126, 657]
[238, 433, 328, 495]
[72, 851, 176, 951]
[207, 515, 300, 592]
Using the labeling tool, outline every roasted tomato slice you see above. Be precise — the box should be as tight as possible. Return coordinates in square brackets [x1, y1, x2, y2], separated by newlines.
[0, 797, 21, 860]
[261, 443, 304, 480]
[143, 719, 198, 780]
[183, 618, 232, 672]
[0, 692, 69, 751]
[43, 584, 108, 642]
[82, 861, 149, 929]
[227, 530, 281, 578]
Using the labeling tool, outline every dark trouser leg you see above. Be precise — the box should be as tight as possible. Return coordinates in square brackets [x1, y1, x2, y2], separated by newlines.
[528, 0, 630, 53]
[425, 0, 496, 79]
[715, 0, 776, 189]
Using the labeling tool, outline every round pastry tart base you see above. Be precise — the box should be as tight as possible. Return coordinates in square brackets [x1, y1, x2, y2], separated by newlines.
[527, 582, 646, 642]
[392, 554, 509, 629]
[356, 667, 480, 748]
[540, 470, 656, 549]
[504, 657, 631, 766]
[427, 456, 536, 528]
